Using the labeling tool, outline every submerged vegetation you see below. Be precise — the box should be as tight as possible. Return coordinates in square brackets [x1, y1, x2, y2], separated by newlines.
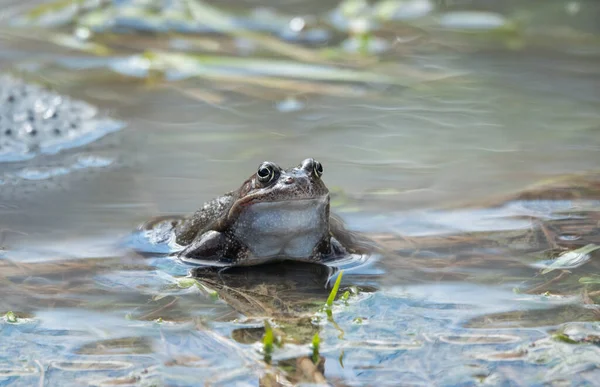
[3, 0, 460, 89]
[4, 311, 18, 323]
[4, 0, 594, 94]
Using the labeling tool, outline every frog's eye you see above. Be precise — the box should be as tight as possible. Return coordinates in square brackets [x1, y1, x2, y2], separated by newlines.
[313, 160, 323, 178]
[257, 163, 276, 183]
[300, 158, 323, 178]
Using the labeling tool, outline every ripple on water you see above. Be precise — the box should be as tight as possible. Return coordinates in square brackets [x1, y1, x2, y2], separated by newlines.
[50, 361, 133, 371]
[438, 333, 522, 345]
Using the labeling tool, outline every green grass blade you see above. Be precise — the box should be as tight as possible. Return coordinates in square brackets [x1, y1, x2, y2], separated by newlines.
[326, 270, 344, 308]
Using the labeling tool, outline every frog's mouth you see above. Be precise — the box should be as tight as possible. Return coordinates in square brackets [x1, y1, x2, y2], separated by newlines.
[228, 193, 329, 218]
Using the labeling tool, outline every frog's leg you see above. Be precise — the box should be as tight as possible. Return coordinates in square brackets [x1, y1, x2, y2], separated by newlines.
[177, 231, 247, 266]
[311, 236, 347, 261]
[329, 236, 348, 256]
[175, 193, 235, 245]
[329, 214, 379, 255]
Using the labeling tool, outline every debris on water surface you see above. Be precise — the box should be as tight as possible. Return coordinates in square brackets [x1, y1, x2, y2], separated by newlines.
[13, 0, 328, 45]
[476, 322, 600, 382]
[553, 322, 600, 345]
[538, 244, 600, 274]
[0, 75, 124, 163]
[276, 97, 304, 113]
[4, 311, 18, 323]
[2, 311, 34, 324]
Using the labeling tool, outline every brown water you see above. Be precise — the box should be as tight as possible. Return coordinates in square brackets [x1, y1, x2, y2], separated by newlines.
[1, 0, 600, 386]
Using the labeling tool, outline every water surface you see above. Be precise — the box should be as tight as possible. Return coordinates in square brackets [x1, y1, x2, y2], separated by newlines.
[1, 0, 599, 385]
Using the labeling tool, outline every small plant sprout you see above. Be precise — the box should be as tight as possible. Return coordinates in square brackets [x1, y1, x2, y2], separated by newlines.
[326, 270, 344, 309]
[341, 290, 350, 303]
[177, 277, 198, 289]
[5, 311, 17, 323]
[263, 320, 274, 364]
[311, 332, 320, 364]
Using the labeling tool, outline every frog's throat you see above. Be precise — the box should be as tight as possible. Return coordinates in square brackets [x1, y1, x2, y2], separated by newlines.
[229, 196, 330, 259]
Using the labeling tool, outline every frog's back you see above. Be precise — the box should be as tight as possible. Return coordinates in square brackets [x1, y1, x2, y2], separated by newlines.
[135, 188, 237, 251]
[174, 192, 237, 245]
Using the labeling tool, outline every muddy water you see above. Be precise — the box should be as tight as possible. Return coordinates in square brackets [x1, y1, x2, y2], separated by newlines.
[1, 0, 600, 386]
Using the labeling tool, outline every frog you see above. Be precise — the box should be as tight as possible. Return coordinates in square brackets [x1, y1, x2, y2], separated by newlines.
[141, 158, 374, 266]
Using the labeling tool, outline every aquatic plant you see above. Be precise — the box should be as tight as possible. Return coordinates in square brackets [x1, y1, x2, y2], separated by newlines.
[326, 270, 344, 309]
[311, 332, 320, 364]
[4, 311, 18, 323]
[262, 320, 274, 364]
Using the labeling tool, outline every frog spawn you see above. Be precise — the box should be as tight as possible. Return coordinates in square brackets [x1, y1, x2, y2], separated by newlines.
[0, 75, 123, 163]
[0, 75, 125, 203]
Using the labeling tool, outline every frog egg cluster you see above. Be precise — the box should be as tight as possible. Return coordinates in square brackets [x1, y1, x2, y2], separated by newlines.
[0, 75, 124, 163]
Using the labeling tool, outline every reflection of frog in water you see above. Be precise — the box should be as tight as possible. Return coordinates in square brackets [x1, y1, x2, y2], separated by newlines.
[143, 158, 376, 266]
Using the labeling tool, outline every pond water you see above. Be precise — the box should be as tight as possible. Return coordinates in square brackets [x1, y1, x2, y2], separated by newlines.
[1, 0, 600, 385]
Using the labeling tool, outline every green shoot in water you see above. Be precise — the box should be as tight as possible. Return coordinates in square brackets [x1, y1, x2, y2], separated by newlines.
[341, 290, 350, 303]
[263, 320, 274, 364]
[553, 333, 579, 344]
[311, 332, 320, 364]
[326, 270, 344, 309]
[5, 311, 17, 323]
[325, 271, 347, 339]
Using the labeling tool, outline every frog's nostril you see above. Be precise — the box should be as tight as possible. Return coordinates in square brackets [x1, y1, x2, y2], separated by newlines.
[284, 176, 294, 184]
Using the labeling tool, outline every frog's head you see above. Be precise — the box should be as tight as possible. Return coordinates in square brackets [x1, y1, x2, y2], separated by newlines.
[234, 158, 329, 207]
[226, 158, 331, 259]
